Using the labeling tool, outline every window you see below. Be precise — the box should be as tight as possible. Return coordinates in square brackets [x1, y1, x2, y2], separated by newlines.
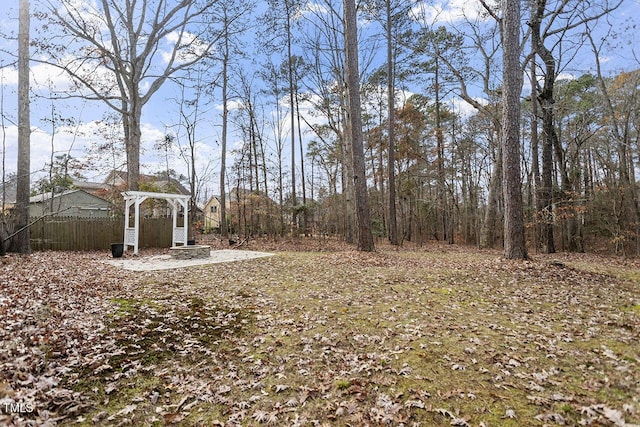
[210, 205, 217, 213]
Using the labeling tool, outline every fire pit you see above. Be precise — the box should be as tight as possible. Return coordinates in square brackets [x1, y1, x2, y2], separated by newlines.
[169, 244, 211, 260]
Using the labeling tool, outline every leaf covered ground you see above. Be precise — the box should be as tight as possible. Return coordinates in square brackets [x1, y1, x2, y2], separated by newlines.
[1, 240, 639, 426]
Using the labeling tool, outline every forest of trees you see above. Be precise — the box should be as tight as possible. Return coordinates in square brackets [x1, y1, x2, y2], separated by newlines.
[1, 0, 639, 256]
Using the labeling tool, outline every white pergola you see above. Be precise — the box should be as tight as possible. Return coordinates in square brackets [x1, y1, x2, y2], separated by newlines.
[122, 191, 191, 255]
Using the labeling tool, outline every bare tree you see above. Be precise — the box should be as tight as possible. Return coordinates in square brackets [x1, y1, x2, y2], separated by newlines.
[213, 0, 254, 238]
[529, 0, 556, 254]
[220, 14, 230, 239]
[299, 0, 354, 241]
[384, 0, 399, 245]
[360, 0, 411, 245]
[38, 0, 221, 190]
[375, 0, 410, 245]
[12, 0, 30, 253]
[413, 2, 504, 248]
[528, 0, 623, 253]
[344, 0, 375, 251]
[262, 0, 307, 233]
[586, 25, 640, 255]
[174, 69, 205, 229]
[261, 61, 288, 234]
[0, 63, 11, 255]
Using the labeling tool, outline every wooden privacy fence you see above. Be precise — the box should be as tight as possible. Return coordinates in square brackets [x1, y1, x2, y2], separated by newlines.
[30, 217, 175, 251]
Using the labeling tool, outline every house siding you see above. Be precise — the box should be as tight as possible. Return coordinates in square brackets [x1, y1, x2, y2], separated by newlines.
[30, 190, 111, 218]
[204, 197, 223, 230]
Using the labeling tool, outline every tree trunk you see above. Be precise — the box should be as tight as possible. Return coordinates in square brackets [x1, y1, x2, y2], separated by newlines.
[501, 0, 528, 260]
[530, 0, 556, 254]
[539, 107, 555, 253]
[344, 0, 374, 252]
[386, 0, 398, 246]
[220, 21, 230, 238]
[342, 121, 356, 243]
[295, 91, 308, 235]
[434, 57, 449, 243]
[480, 138, 501, 248]
[285, 7, 298, 233]
[530, 43, 542, 253]
[126, 102, 142, 191]
[13, 0, 31, 253]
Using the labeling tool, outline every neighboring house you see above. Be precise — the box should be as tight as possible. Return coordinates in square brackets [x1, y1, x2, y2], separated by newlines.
[203, 196, 225, 231]
[72, 178, 111, 194]
[0, 179, 17, 213]
[103, 170, 190, 195]
[30, 189, 112, 218]
[75, 171, 192, 218]
[104, 170, 191, 218]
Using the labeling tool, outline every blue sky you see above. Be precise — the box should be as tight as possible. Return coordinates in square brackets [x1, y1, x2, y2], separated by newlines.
[1, 0, 638, 202]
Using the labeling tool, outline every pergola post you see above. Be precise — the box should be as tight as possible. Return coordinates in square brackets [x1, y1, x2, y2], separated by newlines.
[183, 199, 188, 241]
[134, 195, 143, 254]
[171, 200, 178, 247]
[122, 191, 191, 255]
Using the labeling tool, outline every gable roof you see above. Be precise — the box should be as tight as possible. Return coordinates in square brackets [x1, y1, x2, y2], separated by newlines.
[30, 189, 110, 204]
[72, 179, 111, 192]
[103, 170, 189, 195]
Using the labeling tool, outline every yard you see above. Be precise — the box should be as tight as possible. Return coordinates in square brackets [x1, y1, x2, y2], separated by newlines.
[1, 240, 639, 426]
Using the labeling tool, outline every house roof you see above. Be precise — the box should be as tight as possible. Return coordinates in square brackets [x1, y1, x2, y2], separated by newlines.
[72, 179, 111, 192]
[30, 189, 110, 204]
[104, 170, 189, 195]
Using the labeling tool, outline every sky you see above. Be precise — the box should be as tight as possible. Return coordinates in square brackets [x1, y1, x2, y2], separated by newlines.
[1, 0, 638, 202]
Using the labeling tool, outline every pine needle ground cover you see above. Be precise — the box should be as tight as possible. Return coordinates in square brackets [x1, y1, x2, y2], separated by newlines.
[1, 243, 639, 426]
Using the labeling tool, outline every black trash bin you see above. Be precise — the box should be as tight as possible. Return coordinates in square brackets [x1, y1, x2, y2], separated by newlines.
[111, 243, 124, 258]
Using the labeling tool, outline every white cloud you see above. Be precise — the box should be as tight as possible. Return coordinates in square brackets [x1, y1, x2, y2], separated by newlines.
[294, 2, 329, 20]
[141, 122, 167, 148]
[449, 96, 487, 119]
[0, 65, 17, 86]
[30, 61, 80, 93]
[214, 99, 244, 112]
[2, 121, 106, 183]
[1, 60, 79, 94]
[162, 31, 210, 64]
[55, 0, 105, 33]
[410, 0, 494, 25]
[556, 73, 576, 81]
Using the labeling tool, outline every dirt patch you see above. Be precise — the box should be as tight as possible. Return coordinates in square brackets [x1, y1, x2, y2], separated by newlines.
[105, 249, 274, 271]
